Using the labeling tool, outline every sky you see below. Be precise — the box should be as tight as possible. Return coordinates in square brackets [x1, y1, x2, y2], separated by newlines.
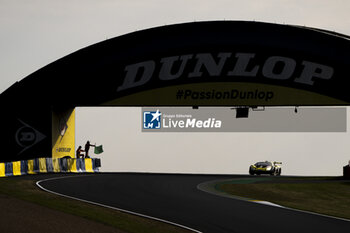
[1, 0, 350, 94]
[2, 0, 350, 175]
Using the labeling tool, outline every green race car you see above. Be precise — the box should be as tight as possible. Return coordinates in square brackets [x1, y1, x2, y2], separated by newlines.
[249, 161, 282, 176]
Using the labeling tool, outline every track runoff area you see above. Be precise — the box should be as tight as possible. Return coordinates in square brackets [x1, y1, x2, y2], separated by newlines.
[37, 173, 350, 233]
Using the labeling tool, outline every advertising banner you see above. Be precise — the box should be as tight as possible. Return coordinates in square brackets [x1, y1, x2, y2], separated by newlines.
[142, 107, 346, 132]
[52, 108, 75, 158]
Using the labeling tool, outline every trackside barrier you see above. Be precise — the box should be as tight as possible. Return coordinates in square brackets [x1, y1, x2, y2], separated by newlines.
[27, 159, 35, 174]
[0, 163, 4, 177]
[0, 158, 101, 177]
[46, 158, 54, 173]
[12, 161, 22, 176]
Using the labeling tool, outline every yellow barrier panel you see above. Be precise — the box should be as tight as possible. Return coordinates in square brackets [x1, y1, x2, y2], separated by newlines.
[27, 160, 36, 174]
[12, 161, 22, 176]
[68, 159, 77, 173]
[0, 158, 99, 177]
[85, 158, 93, 172]
[0, 163, 5, 177]
[39, 158, 47, 173]
[52, 158, 60, 172]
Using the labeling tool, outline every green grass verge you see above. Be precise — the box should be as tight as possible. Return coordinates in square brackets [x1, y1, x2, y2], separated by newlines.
[0, 176, 192, 233]
[217, 178, 350, 220]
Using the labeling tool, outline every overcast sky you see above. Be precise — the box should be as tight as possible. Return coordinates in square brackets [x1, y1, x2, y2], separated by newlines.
[1, 1, 350, 175]
[1, 0, 350, 93]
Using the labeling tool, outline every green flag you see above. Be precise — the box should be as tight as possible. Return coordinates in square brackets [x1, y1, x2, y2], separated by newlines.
[94, 145, 104, 154]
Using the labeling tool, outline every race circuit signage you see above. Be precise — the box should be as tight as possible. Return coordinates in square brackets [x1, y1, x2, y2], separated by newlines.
[2, 21, 350, 162]
[118, 53, 334, 92]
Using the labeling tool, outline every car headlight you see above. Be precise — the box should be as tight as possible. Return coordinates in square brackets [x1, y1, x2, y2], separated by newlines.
[266, 166, 272, 171]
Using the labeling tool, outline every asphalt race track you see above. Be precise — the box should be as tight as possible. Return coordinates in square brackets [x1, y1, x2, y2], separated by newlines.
[38, 173, 350, 233]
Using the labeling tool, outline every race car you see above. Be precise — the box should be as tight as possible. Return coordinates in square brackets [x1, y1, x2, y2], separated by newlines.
[249, 161, 282, 176]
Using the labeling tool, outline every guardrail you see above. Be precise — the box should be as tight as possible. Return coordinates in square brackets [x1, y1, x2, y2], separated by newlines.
[0, 157, 101, 177]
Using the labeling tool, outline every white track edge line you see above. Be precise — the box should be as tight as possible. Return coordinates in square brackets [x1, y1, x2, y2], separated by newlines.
[197, 179, 350, 223]
[36, 176, 202, 233]
[278, 205, 350, 223]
